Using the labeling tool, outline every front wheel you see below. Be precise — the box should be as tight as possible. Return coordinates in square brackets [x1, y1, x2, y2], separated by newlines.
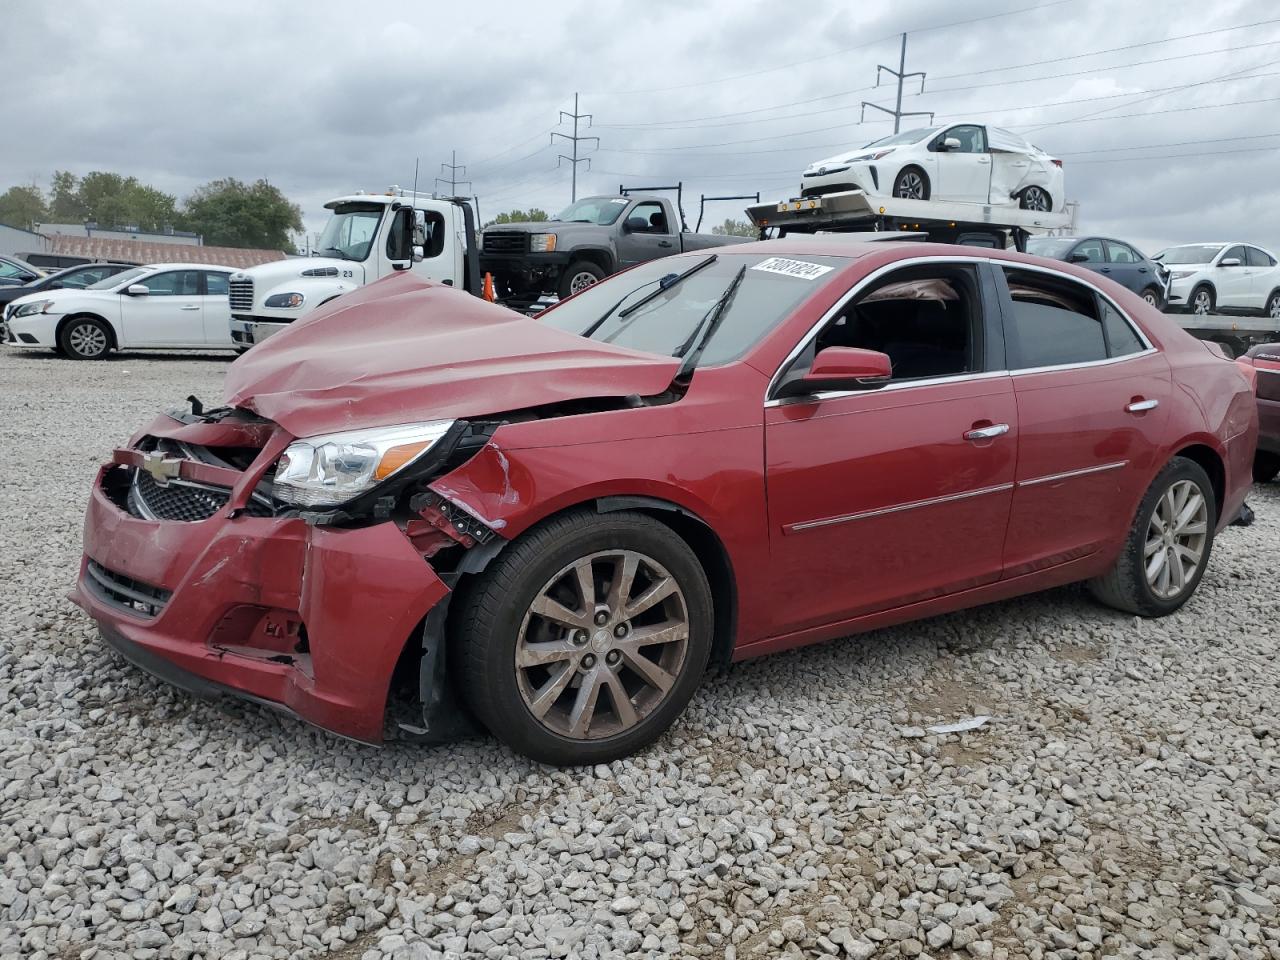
[1140, 286, 1163, 308]
[557, 261, 606, 299]
[453, 510, 713, 765]
[1088, 457, 1215, 617]
[58, 316, 112, 360]
[892, 167, 930, 201]
[1190, 285, 1215, 316]
[1254, 451, 1280, 484]
[1018, 186, 1052, 211]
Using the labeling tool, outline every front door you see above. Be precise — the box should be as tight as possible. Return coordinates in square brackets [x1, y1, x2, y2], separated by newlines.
[119, 270, 204, 345]
[763, 260, 1016, 637]
[1215, 245, 1254, 310]
[996, 265, 1171, 576]
[615, 201, 675, 267]
[932, 125, 991, 203]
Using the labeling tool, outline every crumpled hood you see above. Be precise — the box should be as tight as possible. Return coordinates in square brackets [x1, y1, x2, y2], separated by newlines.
[223, 271, 680, 438]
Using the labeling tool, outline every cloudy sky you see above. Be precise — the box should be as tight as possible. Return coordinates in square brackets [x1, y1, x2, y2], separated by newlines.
[4, 0, 1279, 256]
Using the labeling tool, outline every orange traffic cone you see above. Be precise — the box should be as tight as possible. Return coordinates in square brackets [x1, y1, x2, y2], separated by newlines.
[483, 272, 495, 302]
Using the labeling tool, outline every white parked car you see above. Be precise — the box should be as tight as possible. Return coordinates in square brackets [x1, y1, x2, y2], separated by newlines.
[3, 263, 235, 359]
[1155, 243, 1280, 318]
[801, 122, 1064, 212]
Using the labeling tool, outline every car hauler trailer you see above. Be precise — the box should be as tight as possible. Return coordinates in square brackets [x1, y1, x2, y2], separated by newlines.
[745, 189, 1071, 251]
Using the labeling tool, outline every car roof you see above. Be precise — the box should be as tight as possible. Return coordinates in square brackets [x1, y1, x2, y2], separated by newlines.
[137, 262, 236, 271]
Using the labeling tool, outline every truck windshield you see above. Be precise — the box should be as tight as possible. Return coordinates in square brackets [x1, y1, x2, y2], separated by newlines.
[552, 198, 629, 226]
[1155, 244, 1225, 264]
[539, 253, 847, 368]
[316, 203, 384, 262]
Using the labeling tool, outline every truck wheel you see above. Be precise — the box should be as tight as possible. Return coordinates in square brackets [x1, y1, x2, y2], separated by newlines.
[558, 261, 606, 299]
[1087, 457, 1215, 617]
[1253, 451, 1280, 483]
[892, 167, 929, 201]
[453, 509, 713, 765]
[58, 316, 112, 360]
[1018, 186, 1052, 211]
[1190, 285, 1215, 315]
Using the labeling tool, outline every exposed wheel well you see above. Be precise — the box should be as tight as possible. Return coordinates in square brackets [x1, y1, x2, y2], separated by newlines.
[56, 312, 117, 349]
[565, 250, 614, 277]
[1266, 287, 1280, 305]
[1173, 444, 1225, 524]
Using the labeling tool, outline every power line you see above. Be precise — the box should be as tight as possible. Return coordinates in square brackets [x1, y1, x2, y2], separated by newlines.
[1059, 132, 1280, 156]
[1068, 144, 1280, 164]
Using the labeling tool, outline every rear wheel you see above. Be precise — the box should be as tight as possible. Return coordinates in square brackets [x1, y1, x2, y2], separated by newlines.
[1018, 186, 1052, 211]
[1253, 451, 1280, 483]
[1088, 457, 1215, 617]
[557, 261, 606, 299]
[58, 316, 112, 360]
[892, 167, 930, 201]
[1190, 285, 1215, 316]
[1265, 290, 1280, 321]
[453, 510, 713, 765]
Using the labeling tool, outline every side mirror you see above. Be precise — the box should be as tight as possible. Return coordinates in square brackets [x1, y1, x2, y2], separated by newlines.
[623, 216, 648, 232]
[777, 346, 893, 398]
[942, 136, 962, 151]
[1068, 252, 1090, 263]
[1220, 257, 1242, 267]
[126, 284, 150, 296]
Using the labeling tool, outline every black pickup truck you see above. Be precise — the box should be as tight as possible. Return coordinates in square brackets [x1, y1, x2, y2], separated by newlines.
[479, 194, 749, 301]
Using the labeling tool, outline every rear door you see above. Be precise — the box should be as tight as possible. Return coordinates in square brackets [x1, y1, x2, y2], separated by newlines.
[1245, 247, 1277, 309]
[120, 270, 204, 345]
[997, 265, 1170, 577]
[1102, 240, 1149, 295]
[201, 271, 233, 345]
[931, 125, 991, 203]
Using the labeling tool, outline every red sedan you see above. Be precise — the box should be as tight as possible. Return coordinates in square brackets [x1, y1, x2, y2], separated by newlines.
[72, 240, 1257, 764]
[1235, 344, 1280, 482]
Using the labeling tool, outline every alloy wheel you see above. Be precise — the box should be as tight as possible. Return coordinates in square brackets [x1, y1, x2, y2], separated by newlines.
[896, 172, 925, 200]
[515, 549, 689, 740]
[1269, 296, 1280, 320]
[1022, 187, 1050, 211]
[1142, 290, 1159, 306]
[569, 271, 598, 295]
[1144, 478, 1208, 600]
[1193, 290, 1212, 315]
[68, 322, 108, 358]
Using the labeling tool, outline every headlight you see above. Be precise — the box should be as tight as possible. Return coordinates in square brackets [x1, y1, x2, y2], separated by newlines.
[529, 234, 557, 252]
[1170, 270, 1197, 280]
[13, 299, 54, 318]
[273, 420, 455, 507]
[265, 292, 305, 308]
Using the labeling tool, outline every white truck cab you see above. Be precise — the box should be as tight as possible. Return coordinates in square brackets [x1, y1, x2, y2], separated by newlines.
[229, 189, 479, 348]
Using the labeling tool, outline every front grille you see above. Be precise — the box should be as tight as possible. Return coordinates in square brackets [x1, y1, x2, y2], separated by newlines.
[85, 561, 172, 618]
[482, 231, 528, 254]
[228, 277, 254, 311]
[128, 470, 274, 522]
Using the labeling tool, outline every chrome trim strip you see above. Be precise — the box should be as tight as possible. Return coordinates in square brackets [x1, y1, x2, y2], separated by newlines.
[786, 481, 1014, 533]
[764, 368, 1011, 407]
[1017, 460, 1128, 488]
[1008, 347, 1157, 377]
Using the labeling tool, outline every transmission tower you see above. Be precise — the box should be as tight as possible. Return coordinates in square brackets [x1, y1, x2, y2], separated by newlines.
[435, 150, 472, 196]
[552, 93, 599, 202]
[861, 33, 934, 133]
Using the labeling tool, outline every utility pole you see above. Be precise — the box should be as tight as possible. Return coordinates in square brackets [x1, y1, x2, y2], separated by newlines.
[861, 33, 933, 133]
[552, 93, 599, 203]
[435, 151, 471, 196]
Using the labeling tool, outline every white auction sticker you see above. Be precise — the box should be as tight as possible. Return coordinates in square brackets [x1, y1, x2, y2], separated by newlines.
[749, 257, 834, 280]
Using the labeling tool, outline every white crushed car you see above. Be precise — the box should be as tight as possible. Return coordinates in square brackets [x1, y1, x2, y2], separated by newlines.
[801, 122, 1064, 211]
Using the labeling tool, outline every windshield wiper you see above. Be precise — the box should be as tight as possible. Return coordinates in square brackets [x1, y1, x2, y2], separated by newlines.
[618, 255, 717, 320]
[672, 264, 747, 383]
[319, 246, 352, 261]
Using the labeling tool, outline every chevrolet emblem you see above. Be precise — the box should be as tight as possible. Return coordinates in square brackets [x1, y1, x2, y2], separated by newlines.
[140, 452, 182, 486]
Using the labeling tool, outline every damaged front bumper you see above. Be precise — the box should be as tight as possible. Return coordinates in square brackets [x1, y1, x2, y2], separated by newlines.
[71, 411, 486, 744]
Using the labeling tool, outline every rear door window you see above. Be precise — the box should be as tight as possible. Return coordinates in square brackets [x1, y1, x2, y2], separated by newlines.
[1101, 301, 1145, 357]
[1105, 241, 1140, 264]
[204, 272, 230, 296]
[141, 271, 200, 296]
[1001, 267, 1107, 368]
[1246, 246, 1276, 267]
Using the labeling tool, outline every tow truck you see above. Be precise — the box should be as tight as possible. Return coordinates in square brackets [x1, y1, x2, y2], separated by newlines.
[745, 189, 1071, 251]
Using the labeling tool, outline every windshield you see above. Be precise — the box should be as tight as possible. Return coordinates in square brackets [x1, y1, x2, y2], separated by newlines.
[539, 253, 847, 368]
[865, 127, 938, 149]
[1025, 238, 1078, 259]
[552, 197, 629, 225]
[1156, 244, 1225, 264]
[316, 203, 384, 262]
[89, 266, 148, 290]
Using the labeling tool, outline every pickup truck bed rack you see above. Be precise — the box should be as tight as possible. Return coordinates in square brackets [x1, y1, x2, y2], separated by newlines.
[746, 190, 1071, 252]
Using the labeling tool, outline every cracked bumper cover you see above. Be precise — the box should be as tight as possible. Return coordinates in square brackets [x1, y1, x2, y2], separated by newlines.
[71, 471, 451, 743]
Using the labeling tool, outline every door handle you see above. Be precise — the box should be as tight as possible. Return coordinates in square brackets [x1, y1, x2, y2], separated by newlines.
[658, 240, 673, 248]
[1100, 267, 1111, 273]
[964, 423, 1009, 441]
[1126, 398, 1159, 413]
[180, 305, 200, 311]
[1138, 267, 1148, 273]
[977, 157, 991, 163]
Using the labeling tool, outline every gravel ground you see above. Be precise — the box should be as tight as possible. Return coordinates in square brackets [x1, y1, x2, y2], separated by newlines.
[2, 347, 1279, 960]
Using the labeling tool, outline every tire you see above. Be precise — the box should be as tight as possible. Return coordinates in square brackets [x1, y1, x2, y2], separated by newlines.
[892, 167, 930, 201]
[1190, 285, 1215, 316]
[1265, 290, 1280, 321]
[557, 261, 607, 299]
[1018, 186, 1052, 211]
[1139, 286, 1163, 308]
[1088, 457, 1216, 617]
[57, 316, 112, 360]
[1253, 451, 1280, 484]
[453, 509, 713, 765]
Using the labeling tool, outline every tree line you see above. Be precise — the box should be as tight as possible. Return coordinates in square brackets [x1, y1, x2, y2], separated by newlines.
[0, 172, 303, 252]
